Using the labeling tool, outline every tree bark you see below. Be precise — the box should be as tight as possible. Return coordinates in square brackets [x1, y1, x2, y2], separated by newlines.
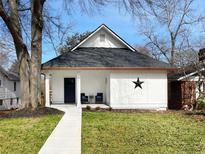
[30, 0, 45, 109]
[17, 46, 31, 109]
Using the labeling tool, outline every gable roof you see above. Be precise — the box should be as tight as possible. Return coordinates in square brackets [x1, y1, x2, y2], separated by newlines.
[0, 66, 19, 81]
[42, 47, 172, 70]
[71, 24, 136, 52]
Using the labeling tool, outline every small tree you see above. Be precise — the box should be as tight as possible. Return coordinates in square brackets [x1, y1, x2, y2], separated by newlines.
[0, 51, 9, 68]
[9, 60, 19, 74]
[58, 32, 91, 54]
[134, 45, 150, 55]
[193, 62, 205, 110]
[0, 38, 14, 68]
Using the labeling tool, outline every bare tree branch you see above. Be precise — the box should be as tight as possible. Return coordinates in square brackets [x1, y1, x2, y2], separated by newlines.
[129, 0, 205, 66]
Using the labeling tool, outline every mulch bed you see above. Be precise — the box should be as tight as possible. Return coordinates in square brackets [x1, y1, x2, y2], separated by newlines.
[0, 107, 64, 118]
[83, 108, 168, 113]
[184, 111, 205, 121]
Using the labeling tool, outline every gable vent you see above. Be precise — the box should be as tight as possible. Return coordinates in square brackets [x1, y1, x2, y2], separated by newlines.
[100, 33, 105, 42]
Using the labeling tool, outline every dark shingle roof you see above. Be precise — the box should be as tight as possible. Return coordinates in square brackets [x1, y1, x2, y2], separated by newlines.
[0, 66, 19, 81]
[42, 47, 172, 69]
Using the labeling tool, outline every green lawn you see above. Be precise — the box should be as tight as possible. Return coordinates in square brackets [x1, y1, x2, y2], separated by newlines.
[0, 115, 62, 154]
[82, 111, 205, 154]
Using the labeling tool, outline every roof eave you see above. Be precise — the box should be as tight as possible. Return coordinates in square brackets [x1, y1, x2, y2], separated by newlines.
[42, 67, 175, 71]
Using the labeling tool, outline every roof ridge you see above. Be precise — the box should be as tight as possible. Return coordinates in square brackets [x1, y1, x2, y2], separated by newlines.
[70, 24, 136, 52]
[77, 47, 130, 49]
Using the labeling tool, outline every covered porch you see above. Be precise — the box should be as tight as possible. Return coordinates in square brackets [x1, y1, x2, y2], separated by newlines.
[44, 70, 110, 107]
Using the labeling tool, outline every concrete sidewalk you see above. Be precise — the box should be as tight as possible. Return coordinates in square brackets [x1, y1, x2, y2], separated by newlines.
[39, 105, 82, 154]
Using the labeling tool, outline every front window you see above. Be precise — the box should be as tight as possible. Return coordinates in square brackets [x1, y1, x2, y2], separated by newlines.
[10, 99, 13, 106]
[14, 82, 16, 91]
[0, 79, 2, 87]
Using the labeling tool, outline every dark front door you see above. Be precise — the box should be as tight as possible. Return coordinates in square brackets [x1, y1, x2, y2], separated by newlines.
[64, 78, 75, 104]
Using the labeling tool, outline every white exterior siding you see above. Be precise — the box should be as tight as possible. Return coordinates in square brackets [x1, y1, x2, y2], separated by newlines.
[0, 71, 20, 110]
[0, 72, 20, 99]
[80, 28, 127, 48]
[48, 70, 168, 110]
[110, 70, 167, 109]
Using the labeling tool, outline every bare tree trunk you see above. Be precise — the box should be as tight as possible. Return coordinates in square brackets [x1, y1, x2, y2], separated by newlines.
[18, 48, 31, 109]
[30, 0, 45, 109]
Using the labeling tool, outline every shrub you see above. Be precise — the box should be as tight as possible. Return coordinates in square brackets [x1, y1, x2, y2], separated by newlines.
[95, 106, 100, 110]
[196, 95, 205, 110]
[108, 107, 112, 111]
[86, 105, 91, 110]
[196, 100, 205, 110]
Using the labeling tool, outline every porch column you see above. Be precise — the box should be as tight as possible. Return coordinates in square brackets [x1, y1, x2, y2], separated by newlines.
[76, 73, 81, 107]
[45, 74, 50, 107]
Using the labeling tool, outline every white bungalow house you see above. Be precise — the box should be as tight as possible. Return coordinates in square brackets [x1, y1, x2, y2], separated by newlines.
[42, 24, 173, 110]
[0, 66, 20, 110]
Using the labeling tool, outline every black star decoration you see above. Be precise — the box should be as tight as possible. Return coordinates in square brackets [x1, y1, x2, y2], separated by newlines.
[133, 77, 144, 89]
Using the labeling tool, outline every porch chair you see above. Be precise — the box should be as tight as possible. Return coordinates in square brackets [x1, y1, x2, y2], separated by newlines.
[81, 93, 88, 104]
[95, 93, 103, 103]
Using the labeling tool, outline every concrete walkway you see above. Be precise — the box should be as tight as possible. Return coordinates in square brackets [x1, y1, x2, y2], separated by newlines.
[39, 105, 82, 154]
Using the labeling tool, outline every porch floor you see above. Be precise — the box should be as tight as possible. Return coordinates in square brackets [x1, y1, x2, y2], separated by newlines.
[81, 104, 110, 109]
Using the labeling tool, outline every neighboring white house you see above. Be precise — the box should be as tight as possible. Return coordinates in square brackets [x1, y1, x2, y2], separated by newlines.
[168, 48, 205, 110]
[0, 66, 20, 110]
[42, 24, 173, 110]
